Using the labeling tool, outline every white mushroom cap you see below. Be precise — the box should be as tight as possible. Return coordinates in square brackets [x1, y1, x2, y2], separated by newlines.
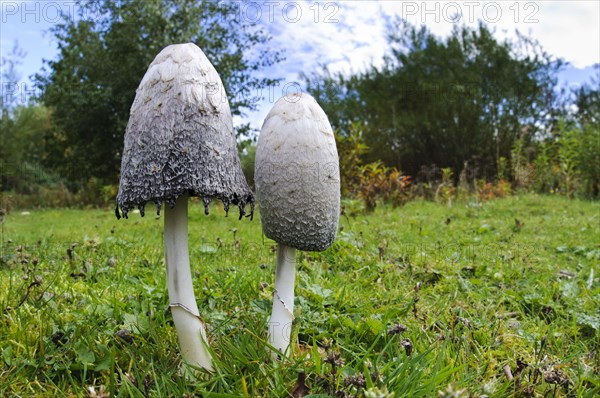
[255, 93, 340, 251]
[116, 43, 253, 219]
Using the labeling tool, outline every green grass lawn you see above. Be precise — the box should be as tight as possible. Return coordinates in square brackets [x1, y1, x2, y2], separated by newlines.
[1, 194, 598, 397]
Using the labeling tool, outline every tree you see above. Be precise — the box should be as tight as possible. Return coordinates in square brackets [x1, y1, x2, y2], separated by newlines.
[573, 64, 600, 127]
[569, 67, 599, 197]
[35, 0, 283, 186]
[304, 20, 564, 179]
[1, 42, 54, 193]
[0, 105, 53, 192]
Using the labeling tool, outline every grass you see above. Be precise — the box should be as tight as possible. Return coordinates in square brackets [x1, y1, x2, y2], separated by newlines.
[0, 194, 598, 397]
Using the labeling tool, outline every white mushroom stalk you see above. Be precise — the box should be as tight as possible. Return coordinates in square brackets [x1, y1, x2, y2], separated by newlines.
[115, 43, 254, 372]
[255, 93, 340, 356]
[269, 244, 296, 354]
[164, 195, 212, 370]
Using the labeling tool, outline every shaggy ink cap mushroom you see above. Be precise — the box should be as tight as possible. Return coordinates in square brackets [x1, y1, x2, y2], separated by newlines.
[116, 43, 253, 220]
[255, 92, 340, 251]
[256, 92, 340, 356]
[115, 43, 255, 371]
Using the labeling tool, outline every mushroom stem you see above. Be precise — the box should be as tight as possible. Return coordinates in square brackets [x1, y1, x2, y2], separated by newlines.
[164, 195, 213, 371]
[268, 243, 297, 355]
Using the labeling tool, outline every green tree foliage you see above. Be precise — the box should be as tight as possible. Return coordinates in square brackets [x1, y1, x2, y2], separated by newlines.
[35, 0, 283, 186]
[567, 68, 599, 197]
[1, 42, 55, 194]
[530, 70, 599, 198]
[573, 65, 600, 127]
[575, 123, 600, 197]
[532, 121, 599, 198]
[304, 20, 564, 178]
[335, 122, 368, 197]
[239, 144, 256, 190]
[0, 105, 53, 192]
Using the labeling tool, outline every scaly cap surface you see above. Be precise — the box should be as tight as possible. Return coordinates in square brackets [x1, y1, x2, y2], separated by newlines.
[255, 93, 340, 251]
[116, 43, 253, 219]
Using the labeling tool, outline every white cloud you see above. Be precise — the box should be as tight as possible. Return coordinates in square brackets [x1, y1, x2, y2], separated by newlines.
[241, 1, 392, 129]
[375, 1, 599, 67]
[528, 1, 599, 67]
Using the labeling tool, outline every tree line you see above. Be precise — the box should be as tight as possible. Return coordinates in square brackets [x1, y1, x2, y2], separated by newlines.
[1, 2, 598, 208]
[304, 19, 598, 198]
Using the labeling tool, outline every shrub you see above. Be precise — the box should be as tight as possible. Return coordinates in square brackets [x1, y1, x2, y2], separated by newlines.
[557, 128, 581, 198]
[510, 139, 535, 190]
[475, 180, 494, 201]
[475, 179, 511, 201]
[574, 123, 599, 197]
[532, 142, 561, 194]
[494, 179, 512, 198]
[435, 167, 456, 207]
[1, 184, 77, 210]
[358, 162, 411, 211]
[531, 121, 599, 198]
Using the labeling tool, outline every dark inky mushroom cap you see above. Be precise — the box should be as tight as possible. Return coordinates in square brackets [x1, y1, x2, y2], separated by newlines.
[255, 93, 340, 251]
[116, 43, 253, 219]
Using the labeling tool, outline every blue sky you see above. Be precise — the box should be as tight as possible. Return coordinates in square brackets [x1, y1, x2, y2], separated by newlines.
[1, 1, 599, 128]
